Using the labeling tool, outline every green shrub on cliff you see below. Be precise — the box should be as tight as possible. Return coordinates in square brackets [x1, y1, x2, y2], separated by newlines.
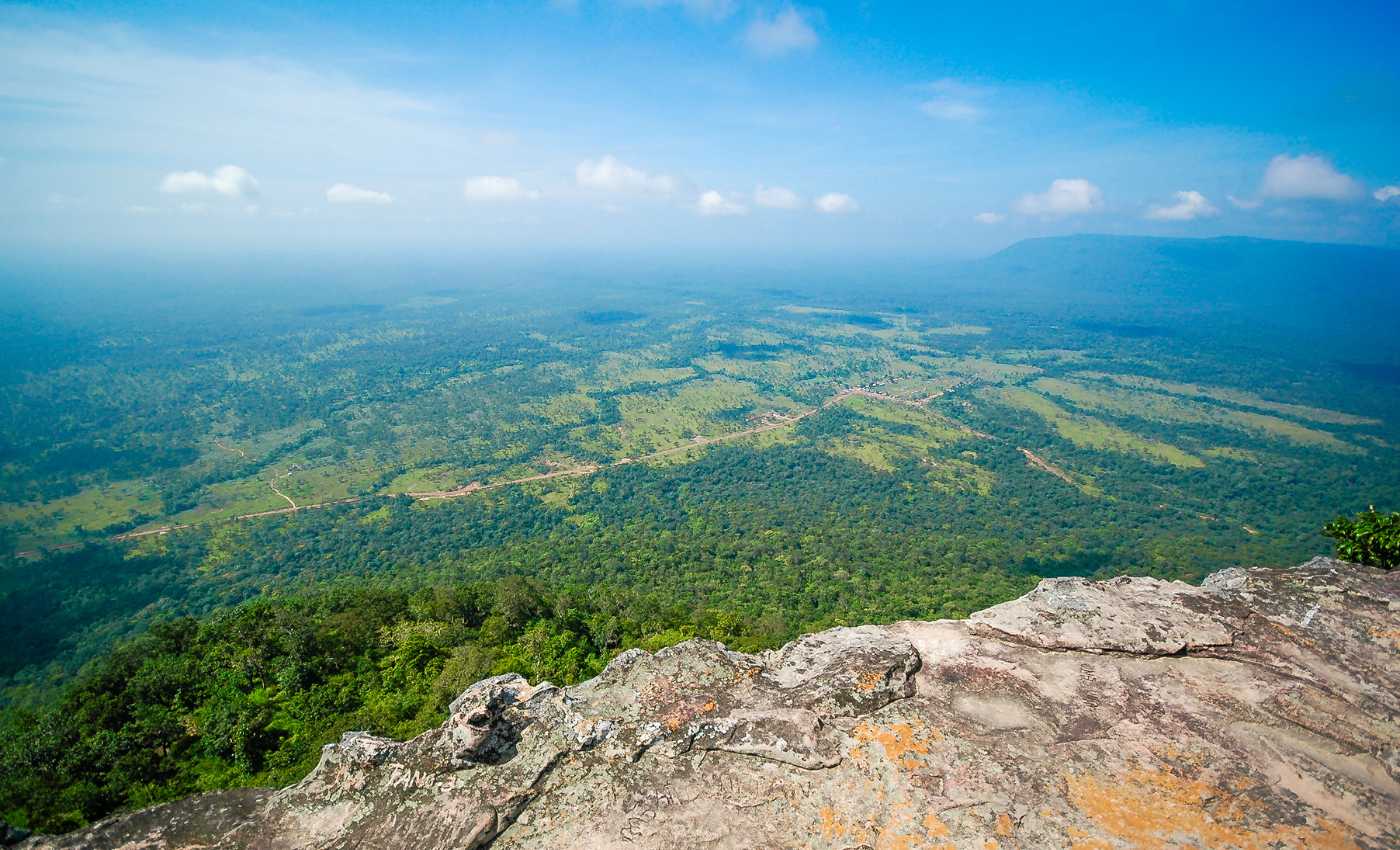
[1323, 508, 1400, 570]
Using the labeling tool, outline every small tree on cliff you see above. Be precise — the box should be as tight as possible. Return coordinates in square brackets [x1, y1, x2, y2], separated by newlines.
[1322, 507, 1400, 570]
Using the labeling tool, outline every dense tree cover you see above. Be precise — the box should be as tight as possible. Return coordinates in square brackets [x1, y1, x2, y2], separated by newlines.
[4, 240, 1398, 549]
[1323, 507, 1400, 569]
[0, 574, 739, 833]
[3, 443, 1060, 700]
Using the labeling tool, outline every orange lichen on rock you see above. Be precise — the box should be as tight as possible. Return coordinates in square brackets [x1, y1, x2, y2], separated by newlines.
[995, 812, 1014, 836]
[818, 806, 851, 841]
[850, 720, 942, 769]
[657, 696, 718, 732]
[1370, 626, 1400, 647]
[1066, 825, 1114, 850]
[816, 802, 963, 849]
[1064, 765, 1362, 850]
[857, 669, 887, 692]
[922, 813, 951, 838]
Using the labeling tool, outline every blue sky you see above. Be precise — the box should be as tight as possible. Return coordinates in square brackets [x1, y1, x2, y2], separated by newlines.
[2, 0, 1399, 261]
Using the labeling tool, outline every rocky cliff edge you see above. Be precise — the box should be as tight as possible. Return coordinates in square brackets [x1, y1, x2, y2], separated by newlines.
[19, 557, 1400, 849]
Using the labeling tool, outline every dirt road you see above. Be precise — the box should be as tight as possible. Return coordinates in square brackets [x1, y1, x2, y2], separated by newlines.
[13, 385, 961, 554]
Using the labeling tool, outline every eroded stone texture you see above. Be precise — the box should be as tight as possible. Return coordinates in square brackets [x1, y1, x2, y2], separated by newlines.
[22, 558, 1400, 849]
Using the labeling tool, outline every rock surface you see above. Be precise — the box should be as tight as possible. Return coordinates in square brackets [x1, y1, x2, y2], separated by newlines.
[22, 557, 1400, 849]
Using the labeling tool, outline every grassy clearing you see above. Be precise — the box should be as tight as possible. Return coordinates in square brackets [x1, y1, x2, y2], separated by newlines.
[1034, 377, 1363, 454]
[925, 324, 991, 336]
[1075, 372, 1380, 426]
[277, 460, 380, 504]
[843, 395, 966, 444]
[811, 395, 992, 491]
[2, 479, 163, 546]
[583, 377, 797, 458]
[167, 477, 288, 523]
[926, 456, 996, 496]
[867, 375, 961, 400]
[916, 356, 1041, 384]
[999, 348, 1090, 365]
[585, 348, 696, 392]
[528, 476, 584, 509]
[994, 387, 1206, 469]
[824, 437, 899, 472]
[525, 393, 600, 426]
[384, 465, 481, 493]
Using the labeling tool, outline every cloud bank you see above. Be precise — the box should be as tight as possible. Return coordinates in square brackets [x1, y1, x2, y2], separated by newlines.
[1013, 178, 1102, 217]
[697, 190, 748, 216]
[160, 165, 259, 199]
[1260, 154, 1362, 201]
[814, 192, 858, 214]
[326, 183, 392, 205]
[576, 156, 677, 195]
[1145, 190, 1219, 221]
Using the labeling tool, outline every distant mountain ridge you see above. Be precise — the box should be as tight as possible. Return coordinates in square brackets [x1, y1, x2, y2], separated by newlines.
[934, 233, 1400, 357]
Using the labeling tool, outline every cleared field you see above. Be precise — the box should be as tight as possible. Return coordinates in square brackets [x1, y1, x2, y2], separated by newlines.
[1033, 377, 1363, 454]
[2, 479, 163, 546]
[916, 356, 1041, 384]
[524, 392, 600, 426]
[811, 395, 990, 493]
[584, 348, 696, 391]
[993, 387, 1206, 469]
[924, 324, 991, 336]
[1075, 372, 1381, 426]
[586, 377, 797, 459]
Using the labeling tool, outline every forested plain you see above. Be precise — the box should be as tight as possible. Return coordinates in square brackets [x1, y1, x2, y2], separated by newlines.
[3, 235, 1399, 831]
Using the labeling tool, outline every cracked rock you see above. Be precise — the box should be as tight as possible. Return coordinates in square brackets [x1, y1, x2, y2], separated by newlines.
[21, 558, 1400, 850]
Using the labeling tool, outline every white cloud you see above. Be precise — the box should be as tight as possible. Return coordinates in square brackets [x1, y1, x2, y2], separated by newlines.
[125, 204, 160, 215]
[973, 212, 1005, 224]
[576, 155, 676, 195]
[814, 192, 859, 214]
[463, 175, 540, 202]
[326, 182, 393, 205]
[753, 185, 801, 209]
[1144, 190, 1219, 221]
[1375, 185, 1400, 204]
[744, 7, 818, 57]
[696, 190, 748, 216]
[1260, 154, 1362, 201]
[160, 165, 258, 199]
[1227, 194, 1261, 211]
[1013, 178, 1103, 217]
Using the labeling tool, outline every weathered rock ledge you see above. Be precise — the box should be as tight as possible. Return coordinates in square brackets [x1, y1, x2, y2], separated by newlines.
[21, 557, 1400, 849]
